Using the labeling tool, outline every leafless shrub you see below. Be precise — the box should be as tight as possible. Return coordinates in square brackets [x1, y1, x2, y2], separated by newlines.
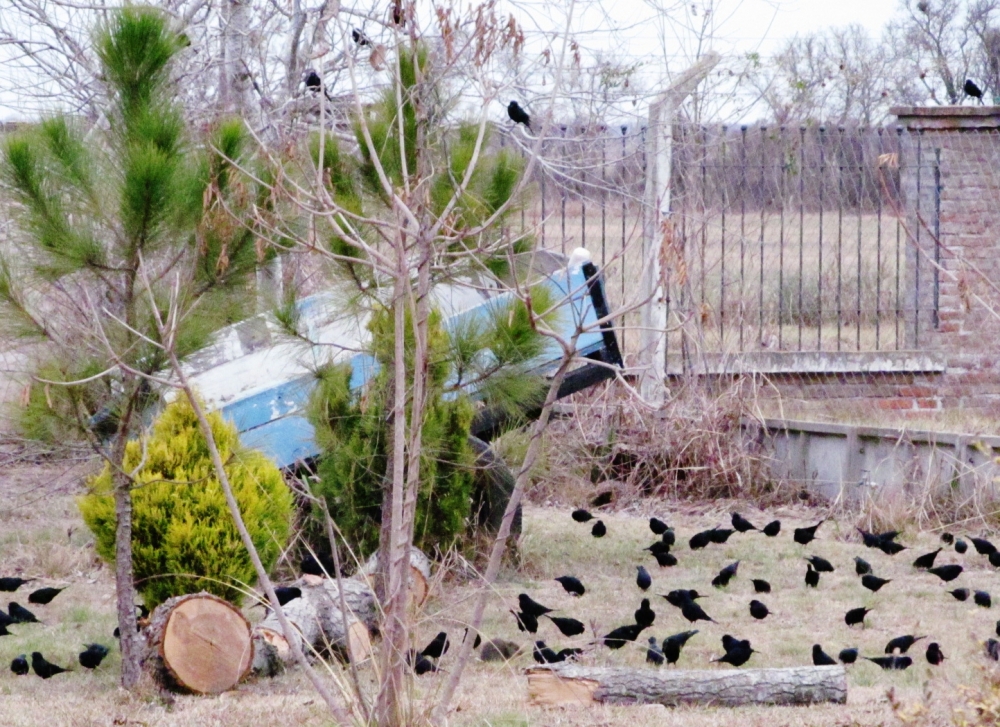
[532, 377, 793, 508]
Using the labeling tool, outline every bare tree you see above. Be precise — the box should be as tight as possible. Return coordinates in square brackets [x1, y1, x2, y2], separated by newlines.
[889, 0, 1000, 104]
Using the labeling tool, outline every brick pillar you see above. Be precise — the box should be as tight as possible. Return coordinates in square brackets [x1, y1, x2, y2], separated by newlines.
[892, 107, 1000, 353]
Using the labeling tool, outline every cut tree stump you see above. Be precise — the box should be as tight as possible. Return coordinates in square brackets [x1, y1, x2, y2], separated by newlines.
[143, 592, 253, 694]
[527, 664, 847, 707]
[252, 576, 378, 673]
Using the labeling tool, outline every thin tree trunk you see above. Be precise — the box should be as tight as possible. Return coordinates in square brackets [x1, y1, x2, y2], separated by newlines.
[374, 248, 413, 727]
[111, 468, 141, 689]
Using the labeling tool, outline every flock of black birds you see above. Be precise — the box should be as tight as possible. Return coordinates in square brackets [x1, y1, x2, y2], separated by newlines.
[0, 577, 110, 679]
[497, 508, 1000, 673]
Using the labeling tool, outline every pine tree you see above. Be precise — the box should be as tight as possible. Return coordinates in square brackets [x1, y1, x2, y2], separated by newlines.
[0, 7, 276, 687]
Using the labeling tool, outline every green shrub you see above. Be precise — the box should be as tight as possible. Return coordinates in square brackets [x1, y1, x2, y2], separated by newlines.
[308, 307, 476, 558]
[78, 397, 293, 608]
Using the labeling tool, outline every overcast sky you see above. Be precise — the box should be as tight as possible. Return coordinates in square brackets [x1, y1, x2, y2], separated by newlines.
[0, 0, 903, 123]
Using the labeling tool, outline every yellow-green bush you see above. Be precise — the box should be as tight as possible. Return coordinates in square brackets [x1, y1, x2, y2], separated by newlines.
[79, 397, 293, 608]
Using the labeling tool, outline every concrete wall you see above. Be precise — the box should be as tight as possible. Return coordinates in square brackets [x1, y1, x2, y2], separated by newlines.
[748, 417, 1000, 503]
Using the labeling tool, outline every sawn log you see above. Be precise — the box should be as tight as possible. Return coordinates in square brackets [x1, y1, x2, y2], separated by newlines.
[527, 664, 847, 707]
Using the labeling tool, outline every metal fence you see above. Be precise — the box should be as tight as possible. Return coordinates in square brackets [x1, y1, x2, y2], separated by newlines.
[505, 123, 939, 361]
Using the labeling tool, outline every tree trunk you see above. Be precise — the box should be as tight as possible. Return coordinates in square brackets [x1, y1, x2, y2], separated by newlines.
[143, 592, 254, 694]
[526, 664, 847, 707]
[359, 546, 431, 609]
[111, 469, 141, 689]
[252, 575, 377, 673]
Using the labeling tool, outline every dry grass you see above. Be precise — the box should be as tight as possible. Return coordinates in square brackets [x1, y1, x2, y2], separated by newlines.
[5, 454, 1000, 726]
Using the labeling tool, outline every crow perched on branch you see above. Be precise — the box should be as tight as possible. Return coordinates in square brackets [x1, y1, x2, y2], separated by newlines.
[507, 101, 531, 130]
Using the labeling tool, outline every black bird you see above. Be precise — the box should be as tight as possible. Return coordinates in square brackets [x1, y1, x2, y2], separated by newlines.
[556, 647, 583, 661]
[752, 579, 771, 594]
[712, 561, 740, 588]
[988, 639, 1000, 661]
[928, 564, 963, 582]
[662, 589, 704, 608]
[976, 590, 992, 608]
[885, 635, 925, 654]
[805, 564, 820, 588]
[662, 630, 698, 664]
[762, 520, 781, 537]
[546, 616, 585, 637]
[989, 551, 1000, 568]
[749, 600, 770, 620]
[555, 576, 585, 597]
[652, 551, 678, 567]
[996, 620, 1000, 637]
[0, 623, 9, 637]
[462, 628, 481, 650]
[518, 594, 554, 618]
[806, 555, 835, 573]
[877, 530, 901, 543]
[603, 623, 646, 649]
[973, 537, 998, 556]
[855, 557, 873, 575]
[352, 28, 371, 46]
[511, 610, 538, 633]
[965, 78, 985, 103]
[301, 552, 336, 577]
[591, 520, 606, 538]
[0, 609, 14, 629]
[274, 586, 302, 606]
[913, 549, 942, 569]
[839, 647, 859, 664]
[645, 540, 671, 556]
[660, 529, 676, 548]
[812, 644, 837, 666]
[8, 602, 38, 624]
[866, 655, 912, 670]
[707, 528, 735, 544]
[304, 69, 321, 89]
[926, 642, 945, 665]
[78, 644, 109, 669]
[0, 578, 33, 592]
[11, 654, 28, 675]
[956, 539, 969, 554]
[732, 513, 757, 533]
[689, 530, 713, 550]
[533, 640, 564, 664]
[634, 598, 656, 628]
[862, 574, 892, 593]
[941, 532, 955, 545]
[572, 508, 594, 523]
[507, 101, 531, 130]
[420, 632, 450, 659]
[950, 588, 970, 602]
[411, 651, 437, 674]
[857, 528, 883, 548]
[649, 517, 669, 535]
[646, 636, 665, 665]
[714, 638, 755, 667]
[794, 521, 825, 545]
[591, 491, 613, 507]
[31, 652, 71, 679]
[878, 540, 907, 556]
[845, 606, 872, 628]
[636, 565, 652, 591]
[681, 600, 715, 624]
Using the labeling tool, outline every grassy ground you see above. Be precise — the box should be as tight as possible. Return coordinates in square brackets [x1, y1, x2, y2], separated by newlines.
[1, 459, 997, 726]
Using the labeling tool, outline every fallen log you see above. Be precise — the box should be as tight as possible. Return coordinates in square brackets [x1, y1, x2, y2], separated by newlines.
[358, 546, 432, 608]
[143, 592, 254, 694]
[253, 576, 377, 672]
[527, 664, 847, 707]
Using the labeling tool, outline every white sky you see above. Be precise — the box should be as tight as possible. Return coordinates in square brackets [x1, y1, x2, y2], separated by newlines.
[0, 0, 902, 123]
